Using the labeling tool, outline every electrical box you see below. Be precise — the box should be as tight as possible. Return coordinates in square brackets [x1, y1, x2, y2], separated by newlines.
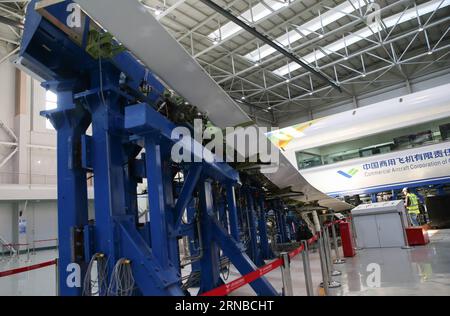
[351, 200, 408, 248]
[339, 221, 356, 257]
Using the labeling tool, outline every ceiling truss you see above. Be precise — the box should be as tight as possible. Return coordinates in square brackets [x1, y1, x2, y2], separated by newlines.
[0, 0, 449, 125]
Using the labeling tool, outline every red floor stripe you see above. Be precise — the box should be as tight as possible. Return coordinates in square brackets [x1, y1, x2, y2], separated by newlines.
[0, 259, 57, 278]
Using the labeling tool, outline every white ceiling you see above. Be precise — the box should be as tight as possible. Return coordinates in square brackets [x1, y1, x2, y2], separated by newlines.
[0, 0, 449, 125]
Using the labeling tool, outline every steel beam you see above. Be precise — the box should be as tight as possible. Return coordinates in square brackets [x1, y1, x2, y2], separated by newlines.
[42, 91, 91, 296]
[198, 0, 342, 93]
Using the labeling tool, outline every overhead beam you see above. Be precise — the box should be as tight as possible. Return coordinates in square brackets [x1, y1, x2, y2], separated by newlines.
[242, 15, 450, 104]
[0, 4, 24, 19]
[0, 15, 23, 28]
[156, 0, 186, 20]
[198, 0, 342, 93]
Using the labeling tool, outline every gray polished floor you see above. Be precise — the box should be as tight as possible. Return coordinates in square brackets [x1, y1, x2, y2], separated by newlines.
[329, 229, 450, 296]
[231, 229, 450, 296]
[1, 230, 449, 296]
[0, 248, 57, 296]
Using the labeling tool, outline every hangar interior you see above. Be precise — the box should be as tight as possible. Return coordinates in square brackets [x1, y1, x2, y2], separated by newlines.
[0, 0, 449, 297]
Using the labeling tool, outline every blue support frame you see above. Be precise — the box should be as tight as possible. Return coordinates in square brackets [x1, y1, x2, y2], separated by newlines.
[245, 189, 264, 266]
[210, 218, 278, 295]
[257, 194, 274, 260]
[226, 183, 241, 242]
[43, 90, 91, 296]
[22, 0, 279, 296]
[198, 180, 223, 293]
[273, 200, 288, 244]
[145, 138, 171, 269]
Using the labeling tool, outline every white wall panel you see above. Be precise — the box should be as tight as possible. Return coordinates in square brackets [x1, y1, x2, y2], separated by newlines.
[27, 201, 57, 248]
[0, 202, 13, 243]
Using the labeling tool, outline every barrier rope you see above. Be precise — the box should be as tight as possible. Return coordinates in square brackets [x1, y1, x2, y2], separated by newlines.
[0, 220, 348, 290]
[201, 232, 320, 296]
[33, 238, 58, 244]
[3, 238, 58, 247]
[2, 243, 29, 247]
[201, 218, 348, 296]
[200, 258, 283, 296]
[0, 259, 57, 278]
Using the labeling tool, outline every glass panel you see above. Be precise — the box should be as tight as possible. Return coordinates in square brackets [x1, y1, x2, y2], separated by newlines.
[295, 117, 450, 170]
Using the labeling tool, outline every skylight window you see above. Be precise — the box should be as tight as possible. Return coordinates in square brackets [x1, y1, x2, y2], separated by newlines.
[246, 0, 368, 62]
[208, 0, 289, 42]
[273, 0, 450, 77]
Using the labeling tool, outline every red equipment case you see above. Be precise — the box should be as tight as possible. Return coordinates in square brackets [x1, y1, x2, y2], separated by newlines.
[405, 227, 430, 246]
[339, 221, 356, 257]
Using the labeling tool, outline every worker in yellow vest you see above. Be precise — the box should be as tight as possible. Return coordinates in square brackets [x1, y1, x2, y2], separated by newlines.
[402, 187, 421, 227]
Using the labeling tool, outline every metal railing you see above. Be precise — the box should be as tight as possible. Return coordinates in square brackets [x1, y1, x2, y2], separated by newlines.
[279, 218, 352, 296]
[0, 235, 17, 258]
[0, 238, 58, 262]
[0, 172, 57, 185]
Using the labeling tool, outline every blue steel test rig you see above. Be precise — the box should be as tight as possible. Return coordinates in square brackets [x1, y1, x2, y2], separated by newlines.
[17, 0, 294, 296]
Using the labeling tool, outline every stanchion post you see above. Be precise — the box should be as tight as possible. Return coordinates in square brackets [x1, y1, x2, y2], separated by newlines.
[280, 252, 293, 296]
[331, 222, 345, 264]
[323, 226, 342, 287]
[318, 234, 329, 296]
[301, 240, 314, 296]
[399, 212, 413, 250]
[350, 217, 361, 250]
[55, 258, 59, 296]
[323, 226, 335, 277]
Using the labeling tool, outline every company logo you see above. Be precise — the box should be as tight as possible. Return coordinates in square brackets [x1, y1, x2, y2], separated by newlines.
[337, 168, 359, 179]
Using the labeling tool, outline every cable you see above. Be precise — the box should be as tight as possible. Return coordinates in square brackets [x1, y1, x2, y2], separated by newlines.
[82, 254, 96, 296]
[107, 258, 135, 296]
[82, 253, 108, 296]
[98, 57, 107, 107]
[220, 256, 231, 281]
[95, 28, 107, 107]
[96, 31, 107, 107]
[181, 197, 200, 225]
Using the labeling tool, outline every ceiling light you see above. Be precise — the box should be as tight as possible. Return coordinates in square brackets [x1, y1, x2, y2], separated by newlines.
[319, 34, 324, 38]
[428, 51, 433, 55]
[286, 79, 290, 83]
[212, 39, 219, 45]
[208, 0, 288, 42]
[241, 96, 246, 100]
[309, 92, 313, 95]
[254, 62, 260, 67]
[418, 26, 424, 31]
[273, 0, 450, 77]
[245, 0, 370, 62]
[267, 106, 272, 110]
[154, 8, 162, 16]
